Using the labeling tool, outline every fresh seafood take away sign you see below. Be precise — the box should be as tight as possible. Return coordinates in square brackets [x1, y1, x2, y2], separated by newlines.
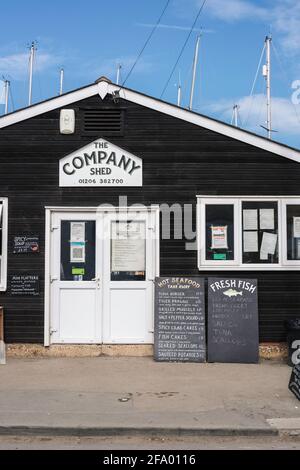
[207, 278, 258, 364]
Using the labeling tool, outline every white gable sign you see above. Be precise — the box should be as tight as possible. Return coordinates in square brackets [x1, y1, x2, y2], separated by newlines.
[59, 138, 143, 187]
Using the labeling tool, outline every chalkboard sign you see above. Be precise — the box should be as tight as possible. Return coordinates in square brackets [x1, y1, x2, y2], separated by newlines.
[13, 235, 39, 254]
[10, 275, 39, 296]
[154, 277, 206, 363]
[208, 278, 258, 363]
[289, 364, 300, 401]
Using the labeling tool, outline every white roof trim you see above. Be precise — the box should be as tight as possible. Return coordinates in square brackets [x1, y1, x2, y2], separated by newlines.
[0, 78, 300, 164]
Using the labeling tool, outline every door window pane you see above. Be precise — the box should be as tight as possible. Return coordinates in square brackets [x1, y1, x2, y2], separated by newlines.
[111, 221, 146, 281]
[205, 204, 234, 261]
[60, 220, 96, 281]
[242, 201, 278, 264]
[286, 205, 300, 260]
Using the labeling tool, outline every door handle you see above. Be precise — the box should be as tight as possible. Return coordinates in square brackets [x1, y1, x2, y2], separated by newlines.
[92, 276, 101, 288]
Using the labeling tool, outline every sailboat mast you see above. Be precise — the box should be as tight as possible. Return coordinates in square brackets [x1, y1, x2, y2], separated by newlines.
[59, 68, 64, 95]
[232, 104, 239, 127]
[177, 70, 181, 107]
[189, 35, 200, 111]
[28, 42, 36, 106]
[264, 35, 272, 139]
[4, 80, 9, 115]
[116, 64, 122, 85]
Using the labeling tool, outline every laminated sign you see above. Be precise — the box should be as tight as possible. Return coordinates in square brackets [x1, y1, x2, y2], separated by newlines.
[70, 222, 85, 263]
[211, 225, 228, 249]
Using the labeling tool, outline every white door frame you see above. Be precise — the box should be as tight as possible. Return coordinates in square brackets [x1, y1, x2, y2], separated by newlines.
[44, 205, 160, 346]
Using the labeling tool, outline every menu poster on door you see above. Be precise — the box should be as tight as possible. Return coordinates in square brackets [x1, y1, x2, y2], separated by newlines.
[154, 277, 206, 363]
[211, 225, 228, 249]
[70, 222, 85, 263]
[111, 221, 145, 272]
[208, 278, 258, 363]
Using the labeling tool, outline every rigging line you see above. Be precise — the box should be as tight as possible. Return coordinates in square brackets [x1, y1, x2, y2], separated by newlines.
[121, 0, 171, 87]
[257, 78, 266, 132]
[160, 0, 208, 99]
[271, 41, 300, 127]
[243, 43, 265, 128]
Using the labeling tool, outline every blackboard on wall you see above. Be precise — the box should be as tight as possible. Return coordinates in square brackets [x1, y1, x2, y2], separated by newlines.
[154, 277, 206, 362]
[289, 364, 300, 401]
[208, 278, 258, 364]
[10, 275, 39, 296]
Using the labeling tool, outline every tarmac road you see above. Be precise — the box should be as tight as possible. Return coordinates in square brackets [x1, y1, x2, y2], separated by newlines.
[1, 435, 300, 450]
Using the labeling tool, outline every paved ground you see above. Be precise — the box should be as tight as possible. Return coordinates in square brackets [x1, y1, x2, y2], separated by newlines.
[0, 357, 299, 437]
[1, 435, 300, 450]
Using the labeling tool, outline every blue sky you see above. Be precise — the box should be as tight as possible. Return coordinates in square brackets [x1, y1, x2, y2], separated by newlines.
[1, 0, 300, 148]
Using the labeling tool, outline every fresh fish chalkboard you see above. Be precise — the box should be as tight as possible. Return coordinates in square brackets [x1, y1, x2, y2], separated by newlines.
[208, 278, 259, 363]
[154, 277, 206, 362]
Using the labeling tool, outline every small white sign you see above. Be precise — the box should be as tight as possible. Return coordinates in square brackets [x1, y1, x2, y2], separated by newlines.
[293, 217, 300, 238]
[59, 138, 143, 187]
[243, 231, 258, 252]
[260, 209, 275, 230]
[211, 226, 228, 250]
[243, 209, 258, 230]
[71, 222, 85, 242]
[260, 232, 277, 259]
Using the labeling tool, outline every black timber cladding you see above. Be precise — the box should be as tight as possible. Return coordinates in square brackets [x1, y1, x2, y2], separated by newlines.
[0, 92, 300, 343]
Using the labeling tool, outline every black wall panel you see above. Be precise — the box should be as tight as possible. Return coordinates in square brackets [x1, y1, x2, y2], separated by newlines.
[0, 93, 299, 342]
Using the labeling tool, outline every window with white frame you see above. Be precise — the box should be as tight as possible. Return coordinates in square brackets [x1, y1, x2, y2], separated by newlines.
[197, 196, 300, 270]
[0, 198, 8, 290]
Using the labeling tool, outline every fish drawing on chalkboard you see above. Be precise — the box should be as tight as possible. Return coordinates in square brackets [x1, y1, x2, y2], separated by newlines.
[223, 288, 242, 298]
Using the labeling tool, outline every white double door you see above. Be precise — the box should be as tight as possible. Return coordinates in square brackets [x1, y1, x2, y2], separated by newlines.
[49, 209, 158, 344]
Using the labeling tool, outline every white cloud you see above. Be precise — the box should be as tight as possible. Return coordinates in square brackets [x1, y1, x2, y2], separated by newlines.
[204, 0, 267, 22]
[198, 0, 300, 56]
[0, 51, 61, 80]
[203, 93, 300, 138]
[271, 1, 300, 55]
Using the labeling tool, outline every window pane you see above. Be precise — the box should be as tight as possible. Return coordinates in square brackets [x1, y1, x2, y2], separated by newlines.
[205, 204, 234, 261]
[242, 201, 278, 264]
[111, 221, 146, 281]
[286, 205, 300, 260]
[60, 220, 96, 281]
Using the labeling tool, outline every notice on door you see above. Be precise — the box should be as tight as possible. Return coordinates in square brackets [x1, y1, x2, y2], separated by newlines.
[111, 221, 145, 272]
[154, 277, 206, 363]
